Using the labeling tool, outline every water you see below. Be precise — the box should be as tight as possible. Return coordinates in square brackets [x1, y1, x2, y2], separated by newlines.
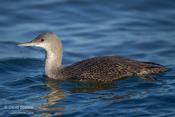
[0, 0, 175, 116]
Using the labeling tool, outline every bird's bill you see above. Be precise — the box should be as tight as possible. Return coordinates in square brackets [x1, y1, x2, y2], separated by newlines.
[17, 42, 36, 47]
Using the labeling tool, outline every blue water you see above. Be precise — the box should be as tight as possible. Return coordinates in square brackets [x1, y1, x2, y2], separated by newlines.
[0, 0, 175, 116]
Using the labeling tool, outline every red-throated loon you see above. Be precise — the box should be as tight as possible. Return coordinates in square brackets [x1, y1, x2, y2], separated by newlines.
[18, 32, 167, 82]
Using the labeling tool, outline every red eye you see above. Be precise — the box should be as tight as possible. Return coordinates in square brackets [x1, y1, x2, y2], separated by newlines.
[41, 39, 44, 42]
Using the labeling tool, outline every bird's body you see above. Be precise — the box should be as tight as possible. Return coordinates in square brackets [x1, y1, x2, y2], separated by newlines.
[18, 32, 167, 82]
[60, 56, 167, 82]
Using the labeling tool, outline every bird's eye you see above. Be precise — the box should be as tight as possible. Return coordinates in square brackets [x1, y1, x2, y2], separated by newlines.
[41, 39, 44, 42]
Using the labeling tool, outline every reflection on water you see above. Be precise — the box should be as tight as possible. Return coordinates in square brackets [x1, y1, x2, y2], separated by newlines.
[70, 82, 114, 93]
[44, 78, 65, 106]
[40, 78, 65, 116]
[39, 78, 130, 116]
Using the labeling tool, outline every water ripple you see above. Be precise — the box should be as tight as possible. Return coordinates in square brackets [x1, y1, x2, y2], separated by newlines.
[0, 0, 175, 116]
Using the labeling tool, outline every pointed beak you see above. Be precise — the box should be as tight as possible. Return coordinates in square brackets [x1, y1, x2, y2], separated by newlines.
[17, 42, 36, 47]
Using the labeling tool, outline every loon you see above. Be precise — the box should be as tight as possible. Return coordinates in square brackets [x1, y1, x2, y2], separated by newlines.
[18, 32, 167, 82]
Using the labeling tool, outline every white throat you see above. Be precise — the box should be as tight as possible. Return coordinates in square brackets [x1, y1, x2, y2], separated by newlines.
[44, 45, 63, 79]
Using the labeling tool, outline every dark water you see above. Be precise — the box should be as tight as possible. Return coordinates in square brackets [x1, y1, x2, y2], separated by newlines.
[0, 0, 175, 116]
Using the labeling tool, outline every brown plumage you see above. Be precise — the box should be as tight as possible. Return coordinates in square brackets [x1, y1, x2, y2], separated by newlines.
[60, 56, 167, 82]
[18, 32, 168, 82]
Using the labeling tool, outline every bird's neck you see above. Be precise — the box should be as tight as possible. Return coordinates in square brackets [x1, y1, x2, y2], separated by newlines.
[45, 47, 62, 79]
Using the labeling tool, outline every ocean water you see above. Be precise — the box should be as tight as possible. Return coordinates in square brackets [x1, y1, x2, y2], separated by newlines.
[0, 0, 175, 116]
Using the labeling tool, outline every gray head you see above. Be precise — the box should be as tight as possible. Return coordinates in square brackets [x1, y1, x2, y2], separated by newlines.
[18, 32, 62, 53]
[18, 32, 63, 78]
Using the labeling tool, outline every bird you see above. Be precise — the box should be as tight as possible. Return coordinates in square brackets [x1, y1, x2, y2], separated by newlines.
[18, 32, 167, 82]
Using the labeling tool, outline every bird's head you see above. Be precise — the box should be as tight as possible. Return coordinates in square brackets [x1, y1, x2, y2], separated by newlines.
[18, 32, 62, 53]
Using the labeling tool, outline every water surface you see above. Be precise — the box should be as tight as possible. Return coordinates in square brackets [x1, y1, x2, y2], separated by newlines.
[0, 0, 175, 116]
